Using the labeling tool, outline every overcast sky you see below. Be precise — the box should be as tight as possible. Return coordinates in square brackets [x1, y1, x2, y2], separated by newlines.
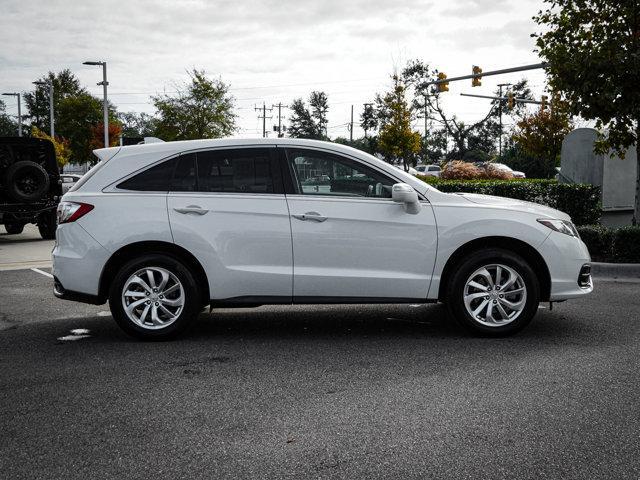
[1, 0, 549, 138]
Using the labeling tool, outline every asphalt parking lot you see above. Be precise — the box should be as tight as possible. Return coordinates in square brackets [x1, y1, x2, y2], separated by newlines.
[1, 228, 639, 479]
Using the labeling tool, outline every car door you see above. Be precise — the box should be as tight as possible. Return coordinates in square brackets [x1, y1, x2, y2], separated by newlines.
[282, 147, 438, 301]
[167, 146, 293, 302]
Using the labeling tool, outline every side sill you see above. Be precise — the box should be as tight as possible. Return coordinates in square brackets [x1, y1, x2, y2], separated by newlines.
[210, 296, 436, 308]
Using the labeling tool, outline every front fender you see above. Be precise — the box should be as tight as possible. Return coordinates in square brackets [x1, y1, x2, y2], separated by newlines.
[427, 204, 551, 299]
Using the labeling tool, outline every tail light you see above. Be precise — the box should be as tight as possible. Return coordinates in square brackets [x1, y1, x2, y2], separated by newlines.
[57, 201, 94, 224]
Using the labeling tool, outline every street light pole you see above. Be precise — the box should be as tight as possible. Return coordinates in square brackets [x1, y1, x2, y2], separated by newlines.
[2, 92, 22, 136]
[83, 61, 109, 147]
[32, 81, 54, 137]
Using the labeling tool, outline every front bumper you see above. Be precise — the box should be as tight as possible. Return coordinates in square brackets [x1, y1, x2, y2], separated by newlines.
[538, 231, 593, 301]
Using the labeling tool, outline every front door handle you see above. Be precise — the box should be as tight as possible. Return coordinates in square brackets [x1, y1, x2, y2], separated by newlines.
[292, 211, 327, 222]
[174, 205, 209, 215]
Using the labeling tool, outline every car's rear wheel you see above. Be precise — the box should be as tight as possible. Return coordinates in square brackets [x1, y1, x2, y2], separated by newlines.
[109, 254, 201, 340]
[446, 248, 540, 336]
[4, 222, 24, 234]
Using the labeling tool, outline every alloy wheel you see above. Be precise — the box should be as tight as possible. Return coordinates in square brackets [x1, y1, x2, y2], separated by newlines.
[121, 267, 185, 329]
[463, 264, 527, 327]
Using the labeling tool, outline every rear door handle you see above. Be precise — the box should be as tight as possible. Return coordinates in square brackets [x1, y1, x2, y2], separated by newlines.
[292, 211, 327, 222]
[174, 205, 209, 215]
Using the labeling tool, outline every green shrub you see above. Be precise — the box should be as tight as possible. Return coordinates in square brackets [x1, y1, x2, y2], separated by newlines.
[416, 177, 601, 226]
[612, 226, 640, 263]
[576, 225, 640, 263]
[576, 225, 613, 261]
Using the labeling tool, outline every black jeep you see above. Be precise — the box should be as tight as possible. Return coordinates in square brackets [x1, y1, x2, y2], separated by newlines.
[0, 137, 61, 239]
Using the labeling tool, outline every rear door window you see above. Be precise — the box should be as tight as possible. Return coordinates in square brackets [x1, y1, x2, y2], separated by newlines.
[195, 148, 274, 193]
[170, 153, 197, 192]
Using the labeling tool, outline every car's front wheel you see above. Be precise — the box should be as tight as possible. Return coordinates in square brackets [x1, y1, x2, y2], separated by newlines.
[446, 248, 540, 336]
[109, 254, 202, 340]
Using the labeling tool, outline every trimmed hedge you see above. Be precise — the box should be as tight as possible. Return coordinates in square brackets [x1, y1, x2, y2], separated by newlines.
[577, 225, 640, 263]
[612, 226, 640, 262]
[576, 225, 614, 262]
[417, 177, 601, 226]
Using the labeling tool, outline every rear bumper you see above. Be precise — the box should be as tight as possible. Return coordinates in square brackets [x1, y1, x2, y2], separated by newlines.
[53, 276, 105, 304]
[539, 231, 593, 301]
[52, 222, 109, 299]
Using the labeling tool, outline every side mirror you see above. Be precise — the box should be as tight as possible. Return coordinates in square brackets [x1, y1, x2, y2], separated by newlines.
[392, 183, 421, 214]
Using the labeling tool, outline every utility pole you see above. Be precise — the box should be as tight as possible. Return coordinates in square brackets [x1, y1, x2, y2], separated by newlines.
[497, 83, 512, 158]
[422, 95, 429, 139]
[255, 103, 273, 138]
[272, 103, 287, 137]
[349, 105, 354, 141]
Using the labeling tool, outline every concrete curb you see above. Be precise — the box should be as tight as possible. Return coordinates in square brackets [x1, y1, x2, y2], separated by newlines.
[591, 262, 640, 282]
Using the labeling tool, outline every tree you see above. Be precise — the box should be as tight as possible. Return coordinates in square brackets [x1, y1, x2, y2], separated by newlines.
[360, 103, 378, 137]
[402, 60, 500, 160]
[420, 128, 448, 164]
[31, 126, 71, 169]
[56, 93, 108, 164]
[288, 91, 329, 139]
[117, 111, 158, 138]
[377, 75, 422, 170]
[152, 69, 236, 141]
[89, 122, 123, 151]
[534, 0, 640, 223]
[23, 69, 86, 133]
[310, 91, 329, 137]
[512, 100, 574, 178]
[0, 99, 18, 137]
[333, 136, 378, 155]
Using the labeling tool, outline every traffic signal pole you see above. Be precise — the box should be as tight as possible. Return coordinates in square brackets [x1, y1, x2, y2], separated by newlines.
[426, 62, 547, 86]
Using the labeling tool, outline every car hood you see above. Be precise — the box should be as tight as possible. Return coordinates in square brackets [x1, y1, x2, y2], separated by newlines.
[456, 193, 571, 221]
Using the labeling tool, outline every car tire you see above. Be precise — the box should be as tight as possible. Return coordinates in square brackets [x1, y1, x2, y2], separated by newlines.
[445, 248, 540, 336]
[37, 210, 57, 240]
[4, 160, 50, 202]
[109, 254, 202, 340]
[4, 222, 24, 234]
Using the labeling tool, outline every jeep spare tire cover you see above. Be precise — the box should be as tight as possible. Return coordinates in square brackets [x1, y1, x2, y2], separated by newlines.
[3, 160, 50, 202]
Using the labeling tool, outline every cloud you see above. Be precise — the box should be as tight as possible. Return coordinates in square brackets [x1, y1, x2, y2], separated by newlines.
[0, 0, 544, 137]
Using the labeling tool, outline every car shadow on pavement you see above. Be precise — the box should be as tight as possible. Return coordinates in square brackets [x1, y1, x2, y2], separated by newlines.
[48, 302, 602, 348]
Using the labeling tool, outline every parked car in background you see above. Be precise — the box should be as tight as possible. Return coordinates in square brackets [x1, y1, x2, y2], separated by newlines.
[60, 174, 83, 194]
[53, 138, 591, 340]
[415, 164, 441, 177]
[0, 137, 60, 238]
[493, 163, 526, 178]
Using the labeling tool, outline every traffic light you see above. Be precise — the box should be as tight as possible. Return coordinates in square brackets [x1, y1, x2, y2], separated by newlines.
[437, 72, 449, 92]
[540, 95, 548, 111]
[507, 91, 515, 110]
[472, 65, 482, 87]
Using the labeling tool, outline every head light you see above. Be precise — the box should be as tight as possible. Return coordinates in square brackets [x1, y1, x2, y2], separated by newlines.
[537, 218, 579, 237]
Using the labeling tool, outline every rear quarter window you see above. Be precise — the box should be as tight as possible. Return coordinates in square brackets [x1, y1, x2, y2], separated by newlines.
[117, 158, 178, 191]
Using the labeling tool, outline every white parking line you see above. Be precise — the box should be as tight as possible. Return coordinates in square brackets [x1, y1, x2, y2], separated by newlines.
[31, 267, 53, 279]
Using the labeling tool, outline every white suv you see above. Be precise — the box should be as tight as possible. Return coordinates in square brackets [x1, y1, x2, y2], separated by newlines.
[53, 138, 592, 339]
